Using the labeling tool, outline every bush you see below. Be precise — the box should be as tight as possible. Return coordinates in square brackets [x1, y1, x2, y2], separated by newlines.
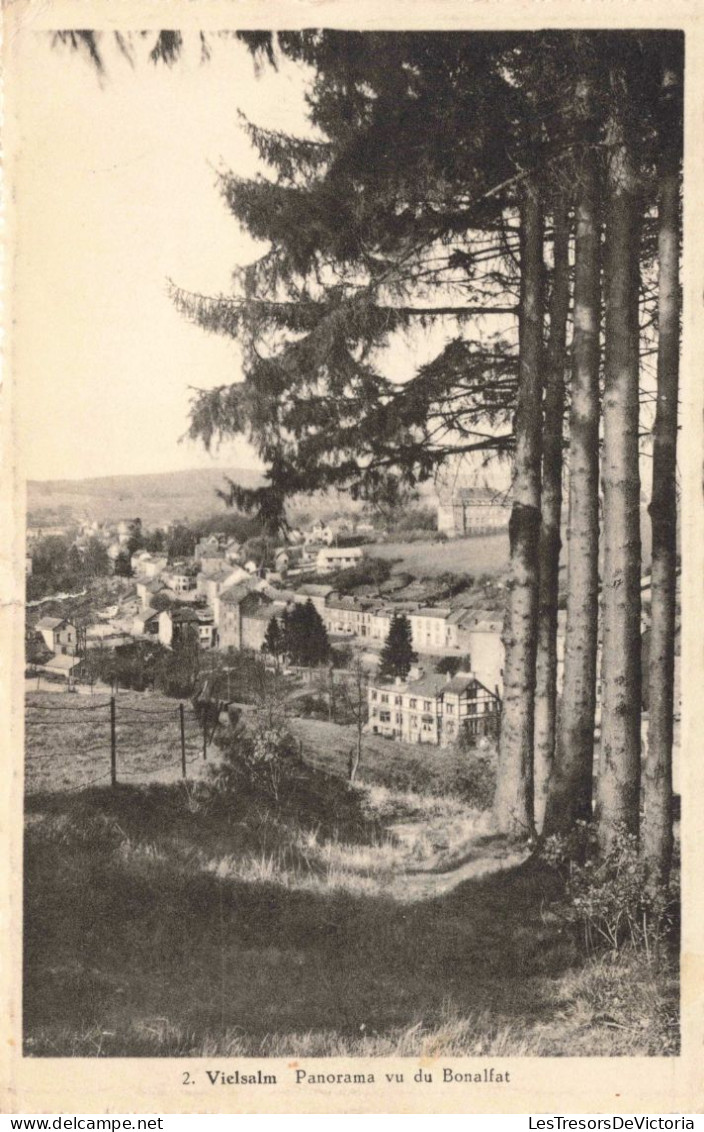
[213, 707, 302, 804]
[456, 742, 497, 810]
[541, 824, 679, 961]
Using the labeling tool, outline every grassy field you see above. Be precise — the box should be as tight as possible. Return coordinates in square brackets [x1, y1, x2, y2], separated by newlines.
[24, 691, 678, 1058]
[24, 690, 208, 793]
[367, 534, 509, 577]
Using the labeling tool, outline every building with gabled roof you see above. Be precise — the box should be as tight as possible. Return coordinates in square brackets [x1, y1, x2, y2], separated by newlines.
[35, 617, 78, 656]
[217, 576, 268, 650]
[367, 668, 499, 747]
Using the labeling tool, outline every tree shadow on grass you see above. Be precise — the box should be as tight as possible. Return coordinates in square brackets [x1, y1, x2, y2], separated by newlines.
[24, 781, 571, 1056]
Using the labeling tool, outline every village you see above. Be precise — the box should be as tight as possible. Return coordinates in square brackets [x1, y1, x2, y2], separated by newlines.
[25, 487, 512, 750]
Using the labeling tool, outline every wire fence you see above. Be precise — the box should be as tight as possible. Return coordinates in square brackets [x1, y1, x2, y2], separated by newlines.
[24, 693, 218, 795]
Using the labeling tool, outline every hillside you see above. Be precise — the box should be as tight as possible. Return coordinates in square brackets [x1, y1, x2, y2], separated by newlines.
[27, 467, 265, 527]
[27, 467, 434, 529]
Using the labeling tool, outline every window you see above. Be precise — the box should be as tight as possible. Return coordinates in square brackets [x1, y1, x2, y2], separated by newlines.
[380, 711, 391, 723]
[410, 698, 417, 708]
[395, 713, 401, 723]
[423, 700, 432, 712]
[446, 703, 454, 714]
[411, 714, 418, 728]
[371, 690, 377, 701]
[381, 693, 389, 704]
[395, 696, 402, 706]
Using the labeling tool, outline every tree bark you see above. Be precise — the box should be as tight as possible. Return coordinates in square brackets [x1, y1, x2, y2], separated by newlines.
[642, 53, 681, 885]
[494, 181, 544, 839]
[534, 197, 570, 833]
[596, 86, 643, 855]
[544, 93, 602, 836]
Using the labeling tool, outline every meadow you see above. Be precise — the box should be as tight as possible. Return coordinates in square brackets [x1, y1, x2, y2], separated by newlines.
[366, 534, 509, 577]
[23, 690, 678, 1058]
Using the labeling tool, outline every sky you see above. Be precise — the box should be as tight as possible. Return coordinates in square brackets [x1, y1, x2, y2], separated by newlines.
[12, 32, 316, 481]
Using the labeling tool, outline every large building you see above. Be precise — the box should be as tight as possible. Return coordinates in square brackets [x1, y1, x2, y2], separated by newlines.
[367, 670, 500, 747]
[435, 459, 511, 537]
[437, 487, 511, 538]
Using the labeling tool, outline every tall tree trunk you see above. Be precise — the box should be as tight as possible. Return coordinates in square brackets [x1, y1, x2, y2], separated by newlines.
[534, 197, 570, 832]
[596, 87, 643, 855]
[642, 53, 681, 885]
[544, 92, 602, 836]
[494, 181, 544, 839]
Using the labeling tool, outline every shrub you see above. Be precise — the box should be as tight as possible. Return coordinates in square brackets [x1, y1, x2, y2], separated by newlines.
[212, 707, 302, 805]
[458, 744, 497, 810]
[541, 824, 679, 961]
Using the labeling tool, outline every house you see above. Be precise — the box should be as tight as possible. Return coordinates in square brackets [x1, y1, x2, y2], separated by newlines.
[324, 596, 376, 638]
[409, 607, 455, 654]
[217, 577, 267, 650]
[199, 566, 250, 621]
[195, 535, 221, 561]
[132, 608, 161, 637]
[305, 520, 334, 546]
[35, 617, 78, 656]
[157, 606, 200, 649]
[240, 594, 290, 652]
[367, 670, 500, 747]
[316, 545, 365, 575]
[163, 562, 199, 594]
[195, 607, 217, 650]
[195, 537, 229, 573]
[293, 583, 335, 617]
[132, 553, 167, 580]
[456, 611, 505, 694]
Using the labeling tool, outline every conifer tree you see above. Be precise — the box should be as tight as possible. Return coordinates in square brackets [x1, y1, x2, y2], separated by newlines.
[283, 600, 330, 668]
[378, 613, 417, 681]
[262, 615, 284, 667]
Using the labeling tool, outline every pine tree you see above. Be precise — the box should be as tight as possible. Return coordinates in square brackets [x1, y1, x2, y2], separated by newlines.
[597, 54, 644, 853]
[283, 601, 330, 668]
[262, 615, 284, 666]
[493, 178, 545, 839]
[642, 38, 683, 884]
[544, 61, 602, 835]
[378, 614, 417, 681]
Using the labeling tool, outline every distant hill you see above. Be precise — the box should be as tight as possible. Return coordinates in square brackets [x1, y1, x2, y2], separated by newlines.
[27, 466, 428, 529]
[27, 467, 265, 527]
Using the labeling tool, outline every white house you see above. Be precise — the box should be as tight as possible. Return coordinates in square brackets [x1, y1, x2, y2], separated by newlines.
[367, 670, 500, 747]
[316, 546, 364, 574]
[35, 617, 78, 656]
[132, 608, 160, 637]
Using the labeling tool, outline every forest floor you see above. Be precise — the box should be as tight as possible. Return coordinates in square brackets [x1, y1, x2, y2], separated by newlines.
[23, 691, 678, 1058]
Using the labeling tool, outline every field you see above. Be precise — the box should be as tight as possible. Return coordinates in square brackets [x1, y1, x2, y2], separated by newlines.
[24, 690, 678, 1057]
[367, 534, 509, 577]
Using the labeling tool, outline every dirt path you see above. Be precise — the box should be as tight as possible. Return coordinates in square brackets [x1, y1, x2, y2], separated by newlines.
[380, 831, 531, 902]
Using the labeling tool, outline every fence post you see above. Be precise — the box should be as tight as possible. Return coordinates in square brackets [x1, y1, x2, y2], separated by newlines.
[110, 696, 117, 787]
[202, 715, 208, 761]
[180, 703, 187, 779]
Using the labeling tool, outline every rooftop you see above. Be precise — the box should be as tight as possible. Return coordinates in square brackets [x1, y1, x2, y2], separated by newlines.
[36, 617, 67, 630]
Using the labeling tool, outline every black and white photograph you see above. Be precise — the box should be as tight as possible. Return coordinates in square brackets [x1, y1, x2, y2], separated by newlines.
[3, 3, 702, 1115]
